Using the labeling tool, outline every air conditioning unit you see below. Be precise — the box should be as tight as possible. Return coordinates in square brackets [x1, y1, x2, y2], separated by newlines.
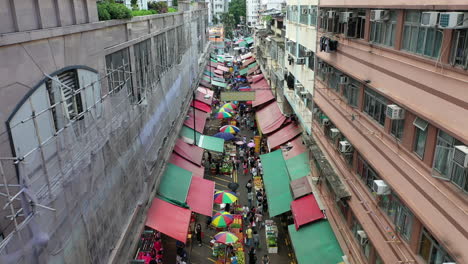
[356, 230, 368, 245]
[453, 145, 468, 167]
[386, 104, 405, 120]
[324, 66, 333, 73]
[340, 12, 354, 23]
[330, 128, 340, 138]
[305, 50, 314, 56]
[322, 118, 330, 126]
[339, 75, 349, 85]
[372, 180, 390, 195]
[328, 10, 336, 19]
[339, 140, 352, 153]
[421, 12, 439, 27]
[296, 57, 306, 65]
[370, 10, 389, 21]
[300, 91, 308, 98]
[438, 12, 468, 29]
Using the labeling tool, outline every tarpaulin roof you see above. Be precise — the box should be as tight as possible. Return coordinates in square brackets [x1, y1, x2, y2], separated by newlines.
[247, 65, 260, 75]
[146, 198, 191, 242]
[214, 69, 224, 75]
[239, 67, 249, 75]
[174, 138, 204, 165]
[241, 52, 252, 60]
[291, 194, 324, 230]
[285, 152, 311, 181]
[267, 123, 302, 150]
[217, 65, 230, 72]
[256, 102, 286, 134]
[199, 80, 213, 89]
[252, 90, 275, 108]
[184, 108, 207, 133]
[247, 62, 258, 69]
[169, 153, 204, 178]
[243, 57, 256, 66]
[213, 76, 226, 83]
[245, 37, 254, 44]
[283, 136, 307, 160]
[196, 87, 214, 105]
[212, 80, 228, 88]
[251, 79, 269, 90]
[158, 163, 193, 205]
[248, 74, 264, 84]
[186, 177, 215, 217]
[191, 100, 211, 113]
[180, 126, 225, 153]
[290, 176, 312, 199]
[239, 41, 248, 47]
[288, 221, 344, 264]
[260, 150, 293, 217]
[202, 75, 212, 83]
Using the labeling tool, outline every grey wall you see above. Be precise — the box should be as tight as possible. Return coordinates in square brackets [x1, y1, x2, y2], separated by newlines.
[0, 7, 209, 264]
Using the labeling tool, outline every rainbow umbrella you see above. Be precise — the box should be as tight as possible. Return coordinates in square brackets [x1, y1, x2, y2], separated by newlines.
[222, 103, 237, 110]
[214, 190, 238, 204]
[211, 211, 234, 228]
[214, 231, 239, 244]
[220, 125, 240, 134]
[215, 112, 232, 119]
[219, 107, 235, 113]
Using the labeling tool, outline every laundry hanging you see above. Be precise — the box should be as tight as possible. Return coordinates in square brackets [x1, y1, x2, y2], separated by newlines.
[319, 36, 338, 53]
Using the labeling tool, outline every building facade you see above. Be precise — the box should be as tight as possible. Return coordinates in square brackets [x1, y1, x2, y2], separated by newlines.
[212, 0, 229, 21]
[124, 0, 149, 10]
[247, 0, 261, 26]
[0, 1, 209, 263]
[310, 1, 468, 264]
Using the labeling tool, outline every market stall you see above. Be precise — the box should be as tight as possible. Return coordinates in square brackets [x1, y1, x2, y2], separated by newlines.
[265, 220, 279, 254]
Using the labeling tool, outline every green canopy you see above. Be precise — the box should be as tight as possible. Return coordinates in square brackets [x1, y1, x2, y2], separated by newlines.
[247, 62, 258, 69]
[213, 77, 226, 83]
[245, 37, 254, 44]
[239, 41, 248, 47]
[202, 75, 211, 82]
[288, 221, 344, 264]
[217, 56, 225, 63]
[212, 80, 227, 88]
[158, 163, 193, 205]
[210, 53, 217, 59]
[210, 58, 218, 63]
[260, 150, 293, 217]
[204, 71, 215, 77]
[180, 126, 224, 153]
[239, 68, 249, 75]
[285, 152, 311, 181]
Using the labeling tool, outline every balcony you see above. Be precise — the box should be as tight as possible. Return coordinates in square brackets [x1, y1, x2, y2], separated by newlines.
[283, 89, 312, 134]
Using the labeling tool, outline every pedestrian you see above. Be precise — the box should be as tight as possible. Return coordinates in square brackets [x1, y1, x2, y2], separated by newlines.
[195, 223, 202, 246]
[243, 206, 249, 222]
[246, 179, 253, 193]
[246, 226, 253, 247]
[205, 215, 212, 229]
[262, 254, 270, 264]
[215, 161, 220, 175]
[248, 247, 257, 264]
[253, 230, 260, 249]
[255, 210, 263, 228]
[251, 166, 257, 177]
[247, 191, 254, 208]
[262, 196, 268, 213]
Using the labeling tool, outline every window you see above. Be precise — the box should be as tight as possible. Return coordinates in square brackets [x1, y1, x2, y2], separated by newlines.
[418, 228, 455, 264]
[364, 88, 387, 126]
[299, 5, 309, 25]
[310, 6, 318, 26]
[433, 130, 467, 191]
[316, 60, 327, 80]
[356, 154, 381, 191]
[106, 48, 134, 98]
[451, 29, 468, 69]
[391, 118, 405, 140]
[327, 68, 341, 92]
[155, 33, 168, 77]
[308, 53, 315, 70]
[346, 9, 366, 39]
[350, 215, 371, 259]
[167, 29, 177, 68]
[413, 117, 428, 158]
[134, 39, 153, 102]
[343, 79, 360, 107]
[379, 192, 413, 240]
[370, 10, 397, 47]
[402, 10, 443, 58]
[46, 70, 84, 131]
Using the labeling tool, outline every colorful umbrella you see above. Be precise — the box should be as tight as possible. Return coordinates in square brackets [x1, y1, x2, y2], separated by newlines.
[220, 125, 240, 134]
[235, 141, 244, 145]
[215, 112, 232, 119]
[222, 103, 237, 110]
[219, 107, 235, 113]
[211, 211, 234, 228]
[214, 231, 239, 244]
[213, 132, 236, 141]
[214, 190, 238, 204]
[247, 142, 255, 148]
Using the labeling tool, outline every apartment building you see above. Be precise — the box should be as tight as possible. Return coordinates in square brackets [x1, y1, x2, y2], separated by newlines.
[247, 0, 261, 26]
[310, 1, 468, 264]
[283, 0, 319, 134]
[0, 1, 209, 263]
[212, 0, 229, 21]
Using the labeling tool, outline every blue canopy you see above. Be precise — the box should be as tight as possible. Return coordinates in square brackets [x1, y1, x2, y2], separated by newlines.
[213, 132, 235, 141]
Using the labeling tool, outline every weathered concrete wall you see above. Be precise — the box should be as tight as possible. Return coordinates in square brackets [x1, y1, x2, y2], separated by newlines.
[0, 7, 209, 264]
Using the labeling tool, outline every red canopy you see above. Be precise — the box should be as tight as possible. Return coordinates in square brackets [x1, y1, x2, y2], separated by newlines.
[291, 194, 324, 230]
[199, 80, 213, 89]
[256, 102, 286, 134]
[251, 79, 269, 90]
[267, 123, 302, 150]
[283, 136, 307, 160]
[146, 197, 192, 242]
[252, 90, 275, 108]
[196, 87, 214, 105]
[169, 153, 205, 178]
[186, 177, 215, 217]
[174, 138, 204, 165]
[191, 100, 211, 113]
[184, 108, 207, 133]
[217, 65, 230, 72]
[243, 57, 256, 66]
[214, 69, 224, 75]
[248, 74, 264, 84]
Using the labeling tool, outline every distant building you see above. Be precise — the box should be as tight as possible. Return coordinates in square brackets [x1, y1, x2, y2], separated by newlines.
[246, 0, 260, 26]
[124, 0, 149, 10]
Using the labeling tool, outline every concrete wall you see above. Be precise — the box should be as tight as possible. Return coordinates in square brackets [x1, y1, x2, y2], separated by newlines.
[0, 7, 209, 263]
